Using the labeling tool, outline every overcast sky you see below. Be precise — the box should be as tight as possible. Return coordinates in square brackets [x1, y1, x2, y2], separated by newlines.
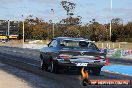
[0, 0, 132, 24]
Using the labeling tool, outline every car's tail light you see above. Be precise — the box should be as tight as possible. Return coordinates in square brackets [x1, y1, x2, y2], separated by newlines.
[94, 55, 100, 60]
[94, 55, 105, 61]
[58, 54, 72, 59]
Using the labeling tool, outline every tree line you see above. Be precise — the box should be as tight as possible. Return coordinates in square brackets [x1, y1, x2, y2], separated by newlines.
[1, 1, 131, 42]
[17, 17, 132, 42]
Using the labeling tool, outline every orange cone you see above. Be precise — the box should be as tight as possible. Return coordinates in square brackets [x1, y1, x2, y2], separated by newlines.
[105, 58, 109, 66]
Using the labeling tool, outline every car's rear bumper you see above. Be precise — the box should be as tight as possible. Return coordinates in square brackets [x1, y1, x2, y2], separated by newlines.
[58, 63, 105, 67]
[55, 59, 106, 67]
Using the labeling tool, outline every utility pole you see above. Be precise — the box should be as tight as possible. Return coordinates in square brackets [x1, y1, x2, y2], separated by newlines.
[8, 20, 10, 36]
[110, 20, 112, 40]
[22, 15, 25, 48]
[51, 9, 55, 38]
[110, 0, 112, 40]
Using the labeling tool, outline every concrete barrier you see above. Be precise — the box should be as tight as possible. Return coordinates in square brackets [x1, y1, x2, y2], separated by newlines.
[23, 44, 132, 59]
[23, 44, 47, 49]
[100, 49, 132, 59]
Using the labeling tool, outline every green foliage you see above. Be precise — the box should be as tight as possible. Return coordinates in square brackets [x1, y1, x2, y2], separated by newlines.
[16, 16, 132, 42]
[62, 26, 80, 37]
[0, 1, 131, 42]
[18, 17, 49, 40]
[112, 50, 121, 58]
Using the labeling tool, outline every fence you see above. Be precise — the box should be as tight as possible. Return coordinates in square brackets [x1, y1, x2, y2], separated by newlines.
[95, 42, 132, 49]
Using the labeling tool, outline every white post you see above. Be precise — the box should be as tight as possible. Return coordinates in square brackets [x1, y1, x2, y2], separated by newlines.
[8, 20, 10, 36]
[51, 9, 55, 38]
[97, 43, 98, 47]
[110, 0, 112, 40]
[53, 22, 54, 38]
[109, 43, 111, 49]
[113, 43, 114, 49]
[22, 18, 25, 48]
[102, 43, 104, 49]
[119, 43, 121, 49]
[107, 43, 109, 48]
[110, 21, 112, 40]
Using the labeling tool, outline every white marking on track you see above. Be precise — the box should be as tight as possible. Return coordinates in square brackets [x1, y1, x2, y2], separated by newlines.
[102, 70, 132, 77]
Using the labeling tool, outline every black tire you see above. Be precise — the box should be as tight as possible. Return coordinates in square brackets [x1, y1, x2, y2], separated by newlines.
[92, 67, 101, 76]
[49, 60, 59, 74]
[40, 59, 48, 70]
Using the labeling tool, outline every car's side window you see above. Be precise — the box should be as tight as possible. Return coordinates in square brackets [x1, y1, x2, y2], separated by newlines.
[48, 40, 57, 47]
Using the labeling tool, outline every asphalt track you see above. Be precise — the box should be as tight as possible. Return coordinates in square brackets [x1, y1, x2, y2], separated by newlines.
[0, 46, 132, 88]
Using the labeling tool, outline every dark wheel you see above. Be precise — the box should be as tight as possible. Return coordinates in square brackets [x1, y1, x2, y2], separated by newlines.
[49, 60, 59, 74]
[91, 67, 101, 76]
[40, 59, 48, 70]
[40, 54, 48, 70]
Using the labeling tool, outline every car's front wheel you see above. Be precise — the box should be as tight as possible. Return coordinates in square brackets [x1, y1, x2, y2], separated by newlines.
[49, 60, 59, 73]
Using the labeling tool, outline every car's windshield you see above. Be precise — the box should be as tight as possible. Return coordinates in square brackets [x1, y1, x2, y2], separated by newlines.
[60, 40, 98, 50]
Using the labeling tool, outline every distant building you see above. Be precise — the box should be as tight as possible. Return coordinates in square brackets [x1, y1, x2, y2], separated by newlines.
[0, 20, 7, 25]
[0, 20, 19, 36]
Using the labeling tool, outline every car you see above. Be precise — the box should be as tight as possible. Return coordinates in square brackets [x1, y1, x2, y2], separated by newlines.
[40, 37, 106, 75]
[0, 39, 7, 43]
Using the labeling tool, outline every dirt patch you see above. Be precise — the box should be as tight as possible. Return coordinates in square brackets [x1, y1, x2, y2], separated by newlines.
[0, 40, 23, 48]
[0, 69, 32, 88]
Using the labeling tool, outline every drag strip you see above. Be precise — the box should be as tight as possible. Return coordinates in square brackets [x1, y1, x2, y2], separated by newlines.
[0, 63, 65, 88]
[0, 47, 132, 88]
[0, 52, 82, 88]
[1, 46, 132, 65]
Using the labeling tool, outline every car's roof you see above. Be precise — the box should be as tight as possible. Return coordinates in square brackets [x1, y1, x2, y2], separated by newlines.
[53, 37, 88, 41]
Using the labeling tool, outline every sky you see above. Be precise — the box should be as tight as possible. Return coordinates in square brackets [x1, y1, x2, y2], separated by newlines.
[0, 0, 132, 24]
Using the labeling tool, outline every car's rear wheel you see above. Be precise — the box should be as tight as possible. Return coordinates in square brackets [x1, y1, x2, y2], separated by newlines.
[49, 60, 59, 73]
[40, 59, 48, 70]
[91, 67, 101, 76]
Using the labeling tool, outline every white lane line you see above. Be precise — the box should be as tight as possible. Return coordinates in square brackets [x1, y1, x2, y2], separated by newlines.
[102, 70, 132, 77]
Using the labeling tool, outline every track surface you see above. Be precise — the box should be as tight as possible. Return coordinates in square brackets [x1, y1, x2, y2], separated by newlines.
[0, 46, 132, 88]
[0, 63, 63, 88]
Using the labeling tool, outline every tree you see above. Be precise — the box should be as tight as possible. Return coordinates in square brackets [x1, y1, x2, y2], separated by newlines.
[61, 1, 76, 17]
[18, 16, 49, 40]
[111, 18, 123, 42]
[60, 16, 82, 26]
[124, 22, 132, 42]
[62, 26, 80, 37]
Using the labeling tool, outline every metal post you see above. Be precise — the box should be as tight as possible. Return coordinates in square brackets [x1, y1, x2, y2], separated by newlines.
[110, 21, 112, 40]
[23, 19, 25, 48]
[110, 0, 112, 40]
[53, 22, 54, 38]
[8, 20, 10, 36]
[51, 9, 55, 38]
